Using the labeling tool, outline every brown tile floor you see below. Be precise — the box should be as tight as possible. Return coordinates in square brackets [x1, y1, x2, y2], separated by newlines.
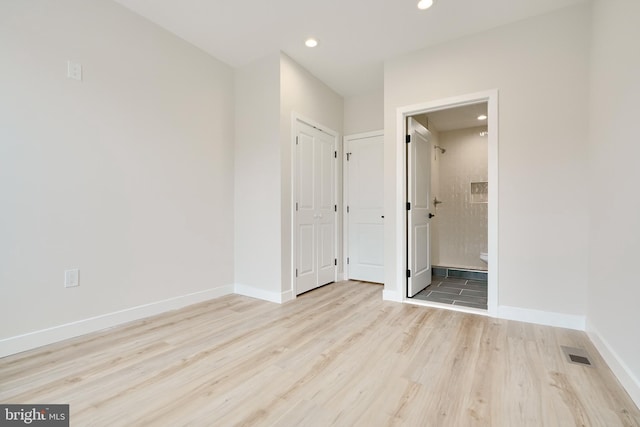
[412, 275, 487, 309]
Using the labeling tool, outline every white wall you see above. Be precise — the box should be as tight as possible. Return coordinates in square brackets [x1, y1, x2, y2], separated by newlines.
[384, 4, 591, 316]
[587, 0, 640, 406]
[0, 0, 235, 352]
[435, 127, 488, 270]
[344, 89, 384, 135]
[234, 54, 282, 297]
[280, 53, 344, 292]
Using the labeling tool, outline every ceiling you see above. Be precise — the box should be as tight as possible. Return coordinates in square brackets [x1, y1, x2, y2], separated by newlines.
[112, 0, 586, 97]
[422, 102, 488, 132]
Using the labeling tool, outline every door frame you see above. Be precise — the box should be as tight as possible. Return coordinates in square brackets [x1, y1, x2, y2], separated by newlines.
[291, 113, 340, 297]
[396, 90, 499, 316]
[343, 130, 384, 282]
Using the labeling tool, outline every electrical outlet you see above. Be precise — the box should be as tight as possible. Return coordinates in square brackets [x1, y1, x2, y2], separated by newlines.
[64, 269, 79, 288]
[67, 61, 82, 81]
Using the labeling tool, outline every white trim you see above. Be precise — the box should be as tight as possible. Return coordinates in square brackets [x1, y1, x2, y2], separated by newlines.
[234, 283, 289, 304]
[280, 290, 296, 303]
[382, 290, 402, 302]
[291, 113, 340, 298]
[344, 130, 384, 141]
[498, 305, 585, 330]
[395, 90, 499, 316]
[587, 321, 640, 408]
[343, 130, 384, 283]
[407, 298, 491, 317]
[0, 285, 234, 358]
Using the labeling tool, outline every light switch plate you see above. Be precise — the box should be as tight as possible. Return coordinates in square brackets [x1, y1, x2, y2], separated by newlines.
[64, 269, 79, 288]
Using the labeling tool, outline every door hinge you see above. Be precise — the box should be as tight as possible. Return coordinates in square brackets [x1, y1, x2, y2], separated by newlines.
[334, 151, 337, 158]
[334, 205, 337, 212]
[406, 202, 411, 211]
[406, 135, 411, 143]
[296, 136, 299, 145]
[334, 258, 337, 266]
[296, 268, 298, 277]
[347, 257, 350, 265]
[296, 202, 298, 211]
[407, 269, 411, 278]
[347, 206, 350, 213]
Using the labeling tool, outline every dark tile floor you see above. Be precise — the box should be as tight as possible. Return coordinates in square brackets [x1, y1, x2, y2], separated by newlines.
[413, 275, 487, 309]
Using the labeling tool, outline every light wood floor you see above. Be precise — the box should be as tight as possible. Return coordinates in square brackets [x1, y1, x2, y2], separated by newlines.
[1, 281, 639, 426]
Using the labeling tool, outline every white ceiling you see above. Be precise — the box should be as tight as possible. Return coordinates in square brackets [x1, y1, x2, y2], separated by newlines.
[423, 102, 488, 132]
[112, 0, 586, 97]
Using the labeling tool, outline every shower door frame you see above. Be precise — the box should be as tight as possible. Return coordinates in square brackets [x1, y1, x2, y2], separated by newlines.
[395, 90, 499, 316]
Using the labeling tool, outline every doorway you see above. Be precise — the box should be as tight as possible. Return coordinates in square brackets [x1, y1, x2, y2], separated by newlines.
[398, 91, 498, 315]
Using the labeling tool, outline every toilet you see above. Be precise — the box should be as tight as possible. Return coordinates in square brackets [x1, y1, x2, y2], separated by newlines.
[480, 252, 488, 264]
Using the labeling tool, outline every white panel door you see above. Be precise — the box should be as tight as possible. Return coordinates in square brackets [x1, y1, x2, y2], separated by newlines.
[345, 132, 384, 283]
[407, 118, 432, 297]
[296, 121, 336, 295]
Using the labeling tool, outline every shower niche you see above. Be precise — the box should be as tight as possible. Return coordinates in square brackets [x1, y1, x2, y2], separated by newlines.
[470, 181, 488, 204]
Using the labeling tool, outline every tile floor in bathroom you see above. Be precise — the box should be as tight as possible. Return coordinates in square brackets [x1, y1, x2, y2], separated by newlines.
[413, 275, 487, 309]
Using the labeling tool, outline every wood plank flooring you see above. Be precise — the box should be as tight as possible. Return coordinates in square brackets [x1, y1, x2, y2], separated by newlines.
[1, 281, 639, 426]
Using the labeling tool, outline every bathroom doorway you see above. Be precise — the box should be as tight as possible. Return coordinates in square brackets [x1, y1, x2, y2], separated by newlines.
[400, 91, 498, 315]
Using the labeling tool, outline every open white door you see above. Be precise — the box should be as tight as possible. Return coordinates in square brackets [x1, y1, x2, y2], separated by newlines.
[345, 132, 384, 283]
[407, 118, 432, 297]
[295, 120, 337, 295]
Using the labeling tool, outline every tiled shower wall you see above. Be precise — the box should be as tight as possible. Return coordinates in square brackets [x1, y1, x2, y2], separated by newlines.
[432, 126, 488, 270]
[430, 129, 441, 267]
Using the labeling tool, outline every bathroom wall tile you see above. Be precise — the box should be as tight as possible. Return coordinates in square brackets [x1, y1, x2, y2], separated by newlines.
[447, 269, 488, 282]
[432, 126, 488, 270]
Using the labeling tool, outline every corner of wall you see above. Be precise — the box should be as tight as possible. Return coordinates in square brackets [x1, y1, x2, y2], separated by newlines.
[234, 284, 293, 304]
[587, 320, 640, 408]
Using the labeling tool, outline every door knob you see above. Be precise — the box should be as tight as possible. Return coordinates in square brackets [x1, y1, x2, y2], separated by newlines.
[428, 213, 435, 218]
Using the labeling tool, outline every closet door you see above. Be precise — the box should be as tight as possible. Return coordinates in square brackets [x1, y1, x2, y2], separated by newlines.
[295, 120, 337, 295]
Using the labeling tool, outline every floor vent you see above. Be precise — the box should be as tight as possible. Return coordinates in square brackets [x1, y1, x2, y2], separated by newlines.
[561, 346, 593, 367]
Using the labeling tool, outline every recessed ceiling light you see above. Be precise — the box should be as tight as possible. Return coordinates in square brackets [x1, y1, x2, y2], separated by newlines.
[417, 0, 434, 10]
[305, 38, 318, 48]
[477, 114, 488, 120]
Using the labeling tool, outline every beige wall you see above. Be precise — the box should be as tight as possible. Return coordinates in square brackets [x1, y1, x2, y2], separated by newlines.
[0, 0, 235, 345]
[384, 4, 591, 315]
[344, 89, 384, 135]
[234, 54, 282, 296]
[587, 0, 640, 406]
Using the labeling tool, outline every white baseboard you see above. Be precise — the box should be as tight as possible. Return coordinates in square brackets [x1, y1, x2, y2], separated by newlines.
[234, 283, 290, 304]
[498, 305, 586, 331]
[0, 284, 234, 358]
[280, 290, 295, 303]
[382, 289, 402, 302]
[587, 321, 640, 408]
